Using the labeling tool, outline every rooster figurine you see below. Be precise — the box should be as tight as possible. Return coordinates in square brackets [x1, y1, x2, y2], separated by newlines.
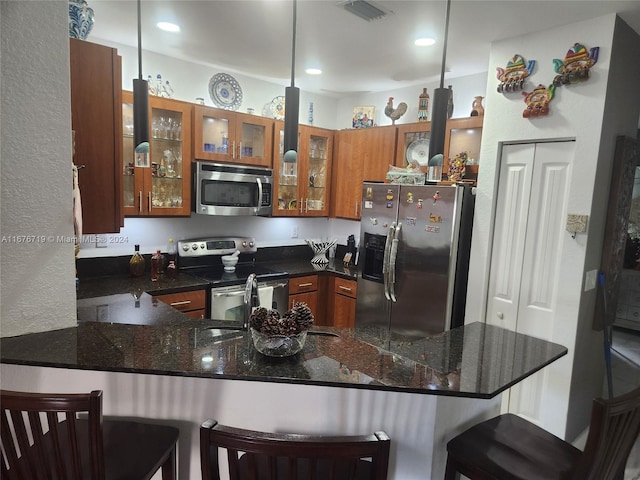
[384, 97, 408, 125]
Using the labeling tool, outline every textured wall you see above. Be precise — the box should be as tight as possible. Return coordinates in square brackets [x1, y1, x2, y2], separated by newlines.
[1, 1, 77, 337]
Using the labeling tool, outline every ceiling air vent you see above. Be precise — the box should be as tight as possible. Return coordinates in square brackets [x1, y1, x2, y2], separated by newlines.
[339, 0, 391, 22]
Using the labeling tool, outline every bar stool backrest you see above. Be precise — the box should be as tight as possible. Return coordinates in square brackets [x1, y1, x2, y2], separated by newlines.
[200, 419, 391, 480]
[1, 390, 105, 480]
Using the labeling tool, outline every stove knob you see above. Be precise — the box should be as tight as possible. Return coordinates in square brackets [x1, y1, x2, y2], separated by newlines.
[242, 241, 248, 248]
[200, 243, 205, 249]
[191, 243, 198, 251]
[249, 241, 255, 248]
[182, 244, 189, 252]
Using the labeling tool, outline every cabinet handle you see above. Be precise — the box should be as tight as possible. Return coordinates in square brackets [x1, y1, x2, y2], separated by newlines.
[354, 201, 359, 217]
[148, 191, 152, 212]
[170, 300, 192, 306]
[232, 140, 236, 159]
[339, 285, 353, 292]
[305, 198, 308, 213]
[297, 282, 314, 287]
[138, 191, 143, 214]
[239, 141, 243, 159]
[299, 198, 303, 214]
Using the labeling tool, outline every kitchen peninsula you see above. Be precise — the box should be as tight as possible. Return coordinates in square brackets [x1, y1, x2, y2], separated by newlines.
[1, 289, 567, 480]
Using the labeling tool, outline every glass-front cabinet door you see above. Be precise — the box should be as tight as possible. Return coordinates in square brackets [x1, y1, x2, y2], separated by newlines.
[193, 106, 272, 167]
[444, 116, 483, 183]
[122, 91, 191, 216]
[395, 122, 431, 169]
[273, 122, 300, 215]
[273, 122, 332, 217]
[302, 130, 331, 216]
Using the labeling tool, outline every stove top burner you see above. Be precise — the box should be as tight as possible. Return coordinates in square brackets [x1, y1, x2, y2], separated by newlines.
[186, 264, 287, 288]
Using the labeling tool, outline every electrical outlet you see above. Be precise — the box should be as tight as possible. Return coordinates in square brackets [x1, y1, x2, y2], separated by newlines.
[291, 226, 298, 238]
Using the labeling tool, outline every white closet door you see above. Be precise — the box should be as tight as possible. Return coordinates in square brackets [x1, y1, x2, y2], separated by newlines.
[487, 141, 574, 426]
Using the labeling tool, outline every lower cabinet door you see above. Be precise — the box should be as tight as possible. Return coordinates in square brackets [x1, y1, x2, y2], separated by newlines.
[289, 292, 318, 318]
[333, 293, 356, 328]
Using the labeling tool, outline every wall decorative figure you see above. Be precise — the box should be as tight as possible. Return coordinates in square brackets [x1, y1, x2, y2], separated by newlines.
[522, 84, 555, 118]
[496, 54, 536, 93]
[553, 42, 599, 86]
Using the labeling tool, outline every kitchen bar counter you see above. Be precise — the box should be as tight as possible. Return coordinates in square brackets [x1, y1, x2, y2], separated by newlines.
[1, 291, 568, 479]
[1, 293, 566, 398]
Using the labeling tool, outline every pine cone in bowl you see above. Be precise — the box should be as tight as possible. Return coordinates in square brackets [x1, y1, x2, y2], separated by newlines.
[248, 302, 314, 356]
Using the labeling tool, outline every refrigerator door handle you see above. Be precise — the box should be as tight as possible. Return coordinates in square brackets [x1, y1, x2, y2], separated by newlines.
[382, 223, 395, 301]
[389, 223, 401, 302]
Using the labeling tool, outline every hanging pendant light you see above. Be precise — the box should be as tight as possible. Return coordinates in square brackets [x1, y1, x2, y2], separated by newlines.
[133, 0, 149, 163]
[283, 0, 300, 164]
[428, 0, 451, 162]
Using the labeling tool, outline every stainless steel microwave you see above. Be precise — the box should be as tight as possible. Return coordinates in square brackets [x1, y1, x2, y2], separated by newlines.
[192, 161, 273, 216]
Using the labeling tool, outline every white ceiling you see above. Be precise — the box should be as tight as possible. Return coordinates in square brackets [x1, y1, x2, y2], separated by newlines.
[89, 0, 640, 97]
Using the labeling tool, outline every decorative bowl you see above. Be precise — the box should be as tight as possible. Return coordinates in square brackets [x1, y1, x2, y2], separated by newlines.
[306, 239, 337, 265]
[250, 328, 307, 357]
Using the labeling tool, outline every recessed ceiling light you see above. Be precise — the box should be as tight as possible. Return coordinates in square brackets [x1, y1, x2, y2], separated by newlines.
[415, 37, 436, 47]
[306, 68, 322, 75]
[157, 22, 180, 33]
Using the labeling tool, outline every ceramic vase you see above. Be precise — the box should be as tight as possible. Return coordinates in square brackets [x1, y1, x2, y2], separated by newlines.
[471, 96, 485, 116]
[69, 0, 94, 40]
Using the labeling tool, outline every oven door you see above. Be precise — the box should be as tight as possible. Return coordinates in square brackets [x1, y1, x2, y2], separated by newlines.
[193, 162, 272, 216]
[210, 279, 288, 323]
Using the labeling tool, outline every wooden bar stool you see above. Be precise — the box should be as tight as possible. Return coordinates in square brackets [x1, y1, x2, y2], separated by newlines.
[0, 389, 179, 480]
[444, 385, 640, 480]
[200, 419, 391, 479]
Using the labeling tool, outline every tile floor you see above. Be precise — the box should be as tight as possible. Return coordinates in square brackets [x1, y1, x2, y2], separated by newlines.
[610, 327, 640, 479]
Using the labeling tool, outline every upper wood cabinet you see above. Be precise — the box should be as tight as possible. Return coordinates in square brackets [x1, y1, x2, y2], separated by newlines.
[331, 126, 397, 220]
[272, 122, 333, 217]
[122, 92, 192, 216]
[192, 106, 273, 168]
[395, 122, 431, 168]
[70, 39, 123, 233]
[443, 116, 483, 183]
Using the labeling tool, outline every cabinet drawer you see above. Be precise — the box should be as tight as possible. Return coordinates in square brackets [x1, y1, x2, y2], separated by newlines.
[289, 275, 318, 294]
[156, 290, 206, 313]
[334, 278, 357, 298]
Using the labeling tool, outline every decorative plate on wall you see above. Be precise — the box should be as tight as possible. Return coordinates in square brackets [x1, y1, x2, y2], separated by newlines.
[209, 73, 243, 110]
[406, 138, 430, 166]
[270, 96, 286, 120]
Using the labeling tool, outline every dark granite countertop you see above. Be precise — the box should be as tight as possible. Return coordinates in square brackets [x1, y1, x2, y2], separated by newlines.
[76, 255, 356, 300]
[1, 292, 567, 398]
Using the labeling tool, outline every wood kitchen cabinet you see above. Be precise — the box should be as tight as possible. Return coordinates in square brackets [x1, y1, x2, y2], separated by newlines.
[155, 289, 206, 319]
[331, 277, 357, 328]
[122, 91, 192, 216]
[70, 39, 123, 233]
[272, 122, 333, 217]
[443, 116, 483, 183]
[193, 105, 273, 168]
[396, 122, 431, 168]
[288, 275, 319, 320]
[331, 126, 396, 220]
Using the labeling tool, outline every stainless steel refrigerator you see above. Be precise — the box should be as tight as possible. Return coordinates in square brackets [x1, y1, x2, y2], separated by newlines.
[355, 182, 475, 338]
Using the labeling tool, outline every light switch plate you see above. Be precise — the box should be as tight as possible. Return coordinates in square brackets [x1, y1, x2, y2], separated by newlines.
[566, 214, 588, 234]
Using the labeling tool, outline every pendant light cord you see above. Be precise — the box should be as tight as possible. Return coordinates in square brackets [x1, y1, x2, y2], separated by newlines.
[439, 0, 451, 89]
[137, 0, 143, 80]
[290, 0, 297, 87]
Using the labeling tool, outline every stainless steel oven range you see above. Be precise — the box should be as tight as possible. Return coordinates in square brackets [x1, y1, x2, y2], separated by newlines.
[177, 236, 288, 325]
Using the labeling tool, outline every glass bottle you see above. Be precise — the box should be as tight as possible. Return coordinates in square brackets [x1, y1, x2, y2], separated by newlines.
[151, 250, 161, 281]
[166, 260, 178, 279]
[129, 244, 145, 277]
[167, 237, 177, 263]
